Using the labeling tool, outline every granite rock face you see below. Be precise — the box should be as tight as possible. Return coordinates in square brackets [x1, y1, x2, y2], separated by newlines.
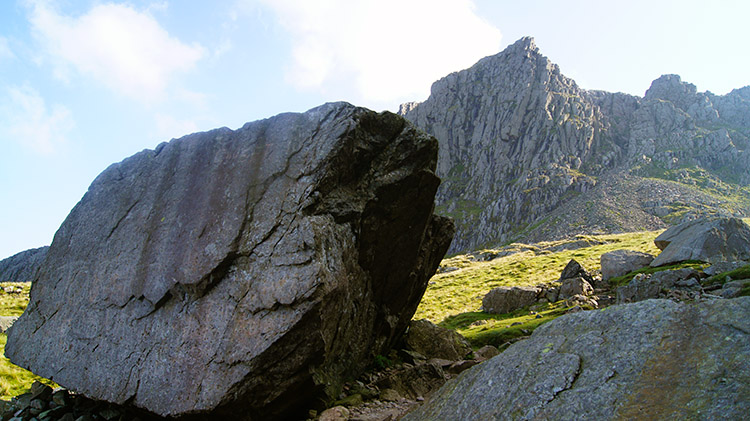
[651, 217, 750, 266]
[0, 246, 48, 283]
[5, 102, 454, 420]
[404, 298, 750, 420]
[403, 37, 750, 253]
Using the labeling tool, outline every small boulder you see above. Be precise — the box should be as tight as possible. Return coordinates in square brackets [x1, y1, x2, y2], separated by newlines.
[565, 294, 598, 309]
[319, 406, 350, 421]
[600, 250, 655, 280]
[616, 274, 660, 304]
[651, 217, 750, 267]
[558, 277, 593, 300]
[559, 259, 593, 283]
[374, 361, 447, 400]
[473, 345, 500, 361]
[482, 286, 540, 314]
[405, 319, 472, 361]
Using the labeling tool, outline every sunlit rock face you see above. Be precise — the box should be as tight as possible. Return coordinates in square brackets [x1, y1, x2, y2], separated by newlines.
[403, 37, 750, 253]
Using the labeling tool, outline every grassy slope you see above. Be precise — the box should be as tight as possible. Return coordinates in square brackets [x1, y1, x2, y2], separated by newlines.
[0, 282, 55, 400]
[414, 230, 662, 349]
[415, 231, 661, 323]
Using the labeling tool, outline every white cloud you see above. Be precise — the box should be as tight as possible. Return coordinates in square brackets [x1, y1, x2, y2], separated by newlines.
[27, 1, 204, 103]
[1, 85, 75, 154]
[259, 0, 502, 109]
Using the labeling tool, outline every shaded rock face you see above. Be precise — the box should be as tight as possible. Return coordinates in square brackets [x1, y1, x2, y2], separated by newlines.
[404, 298, 750, 420]
[5, 102, 454, 420]
[0, 246, 48, 283]
[600, 249, 655, 280]
[403, 37, 750, 253]
[651, 217, 750, 266]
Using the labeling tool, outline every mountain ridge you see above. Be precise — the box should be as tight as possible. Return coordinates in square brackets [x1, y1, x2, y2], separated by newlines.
[402, 36, 750, 253]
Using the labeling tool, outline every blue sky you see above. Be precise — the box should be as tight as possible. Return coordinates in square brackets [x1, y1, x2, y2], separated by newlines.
[1, 0, 749, 259]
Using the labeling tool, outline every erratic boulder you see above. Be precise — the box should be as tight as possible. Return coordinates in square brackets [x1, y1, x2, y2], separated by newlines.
[404, 297, 750, 420]
[600, 249, 654, 280]
[482, 286, 540, 314]
[651, 217, 750, 267]
[0, 246, 48, 283]
[5, 102, 454, 420]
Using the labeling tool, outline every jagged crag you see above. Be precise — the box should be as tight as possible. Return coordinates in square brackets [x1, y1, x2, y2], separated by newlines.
[402, 36, 750, 253]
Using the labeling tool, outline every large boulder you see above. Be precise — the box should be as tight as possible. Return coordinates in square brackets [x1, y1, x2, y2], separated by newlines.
[0, 246, 48, 283]
[651, 217, 750, 267]
[481, 286, 540, 314]
[600, 249, 655, 280]
[5, 102, 454, 420]
[404, 297, 750, 420]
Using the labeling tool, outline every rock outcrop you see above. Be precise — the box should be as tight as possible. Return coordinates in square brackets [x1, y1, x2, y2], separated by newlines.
[0, 246, 48, 283]
[403, 297, 750, 420]
[651, 217, 750, 267]
[5, 102, 454, 420]
[402, 37, 750, 253]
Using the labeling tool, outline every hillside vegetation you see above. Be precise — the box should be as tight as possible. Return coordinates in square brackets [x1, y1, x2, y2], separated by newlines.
[414, 230, 662, 348]
[0, 282, 56, 400]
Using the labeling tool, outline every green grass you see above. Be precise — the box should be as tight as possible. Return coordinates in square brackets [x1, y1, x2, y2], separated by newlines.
[414, 230, 663, 351]
[1, 334, 56, 400]
[0, 282, 31, 317]
[439, 302, 571, 350]
[607, 260, 709, 287]
[705, 264, 750, 285]
[0, 282, 57, 400]
[416, 230, 661, 324]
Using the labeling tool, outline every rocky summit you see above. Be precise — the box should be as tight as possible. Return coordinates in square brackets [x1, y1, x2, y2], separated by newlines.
[5, 102, 454, 420]
[404, 297, 750, 420]
[403, 36, 750, 253]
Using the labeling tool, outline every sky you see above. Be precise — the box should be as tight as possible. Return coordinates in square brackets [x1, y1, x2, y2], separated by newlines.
[1, 0, 749, 260]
